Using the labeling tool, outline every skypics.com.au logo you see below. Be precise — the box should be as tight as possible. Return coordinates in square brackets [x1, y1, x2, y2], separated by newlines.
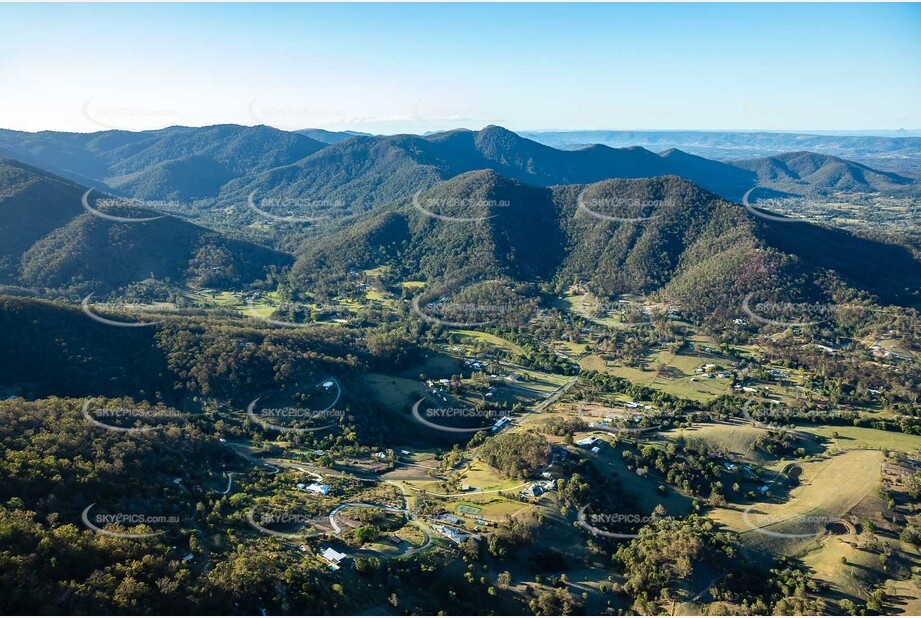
[82, 294, 165, 328]
[247, 99, 347, 131]
[411, 191, 507, 223]
[81, 189, 172, 223]
[82, 99, 182, 131]
[81, 504, 179, 539]
[246, 506, 325, 539]
[411, 294, 532, 328]
[576, 190, 666, 223]
[82, 400, 186, 433]
[741, 293, 880, 329]
[410, 399, 506, 433]
[246, 378, 343, 433]
[247, 192, 342, 224]
[740, 509, 836, 539]
[575, 506, 674, 539]
[741, 294, 839, 328]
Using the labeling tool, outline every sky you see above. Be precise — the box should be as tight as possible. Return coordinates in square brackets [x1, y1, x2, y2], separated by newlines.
[0, 2, 919, 134]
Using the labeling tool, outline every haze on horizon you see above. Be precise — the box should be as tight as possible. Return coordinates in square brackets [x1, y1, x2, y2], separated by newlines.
[1, 2, 919, 135]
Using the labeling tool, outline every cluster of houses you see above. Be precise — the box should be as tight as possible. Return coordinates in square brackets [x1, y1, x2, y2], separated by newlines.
[576, 434, 604, 447]
[593, 414, 645, 429]
[431, 514, 474, 543]
[464, 357, 488, 371]
[435, 513, 464, 525]
[733, 384, 759, 394]
[433, 511, 498, 538]
[719, 461, 772, 493]
[426, 378, 459, 403]
[869, 344, 911, 362]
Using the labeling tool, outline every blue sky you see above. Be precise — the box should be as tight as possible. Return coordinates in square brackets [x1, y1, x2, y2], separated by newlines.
[1, 3, 919, 133]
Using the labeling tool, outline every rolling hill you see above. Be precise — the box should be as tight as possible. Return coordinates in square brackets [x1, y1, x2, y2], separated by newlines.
[731, 151, 916, 195]
[522, 129, 921, 174]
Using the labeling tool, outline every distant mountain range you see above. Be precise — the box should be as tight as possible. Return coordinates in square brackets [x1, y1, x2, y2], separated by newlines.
[296, 128, 373, 144]
[0, 125, 327, 202]
[0, 125, 915, 221]
[520, 130, 921, 175]
[0, 124, 918, 306]
[221, 125, 756, 218]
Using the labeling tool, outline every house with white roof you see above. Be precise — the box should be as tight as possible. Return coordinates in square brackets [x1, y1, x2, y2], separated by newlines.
[305, 483, 330, 495]
[321, 547, 347, 569]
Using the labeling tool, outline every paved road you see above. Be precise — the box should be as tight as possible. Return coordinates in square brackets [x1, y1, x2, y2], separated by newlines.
[327, 501, 434, 557]
[328, 502, 407, 534]
[219, 472, 234, 494]
[510, 375, 579, 430]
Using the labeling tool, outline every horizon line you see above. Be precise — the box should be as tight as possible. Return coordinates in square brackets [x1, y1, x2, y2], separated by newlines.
[1, 123, 919, 138]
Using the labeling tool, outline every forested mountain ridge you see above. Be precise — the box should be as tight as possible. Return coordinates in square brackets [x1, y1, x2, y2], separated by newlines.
[296, 128, 373, 144]
[291, 171, 921, 316]
[0, 158, 90, 281]
[0, 124, 328, 201]
[2, 125, 914, 230]
[223, 125, 757, 218]
[0, 158, 292, 294]
[20, 207, 292, 294]
[0, 294, 373, 402]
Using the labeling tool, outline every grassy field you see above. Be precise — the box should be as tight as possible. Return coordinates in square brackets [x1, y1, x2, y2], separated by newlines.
[445, 498, 535, 520]
[552, 291, 657, 329]
[362, 373, 424, 411]
[459, 461, 526, 492]
[449, 329, 526, 356]
[659, 422, 774, 462]
[578, 349, 733, 403]
[551, 340, 589, 356]
[884, 578, 921, 615]
[808, 425, 921, 454]
[397, 352, 462, 380]
[710, 450, 884, 554]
